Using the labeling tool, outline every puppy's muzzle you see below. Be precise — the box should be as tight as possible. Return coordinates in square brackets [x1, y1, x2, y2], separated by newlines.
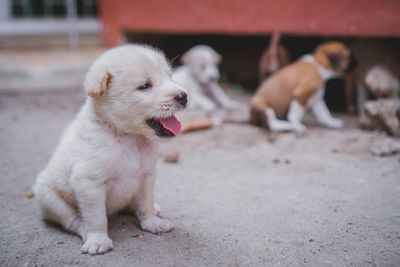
[174, 92, 188, 107]
[209, 76, 219, 83]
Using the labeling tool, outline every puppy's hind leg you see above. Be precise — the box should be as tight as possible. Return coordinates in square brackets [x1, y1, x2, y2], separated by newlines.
[34, 181, 85, 240]
[249, 96, 269, 127]
[250, 96, 304, 132]
[265, 108, 304, 132]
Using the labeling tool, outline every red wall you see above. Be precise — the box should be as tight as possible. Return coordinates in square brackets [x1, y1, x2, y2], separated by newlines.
[100, 0, 400, 47]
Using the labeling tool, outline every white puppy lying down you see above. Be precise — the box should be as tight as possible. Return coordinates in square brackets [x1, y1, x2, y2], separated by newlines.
[34, 44, 187, 255]
[172, 45, 240, 111]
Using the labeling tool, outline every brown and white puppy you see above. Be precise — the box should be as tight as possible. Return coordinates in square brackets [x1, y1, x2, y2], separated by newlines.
[250, 41, 356, 132]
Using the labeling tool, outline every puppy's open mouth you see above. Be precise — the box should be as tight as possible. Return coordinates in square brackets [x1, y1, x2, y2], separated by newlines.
[145, 115, 181, 137]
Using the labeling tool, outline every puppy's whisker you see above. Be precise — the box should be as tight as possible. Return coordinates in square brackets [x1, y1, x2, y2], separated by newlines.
[170, 53, 181, 66]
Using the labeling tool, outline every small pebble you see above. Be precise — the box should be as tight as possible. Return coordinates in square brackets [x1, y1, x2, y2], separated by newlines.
[331, 148, 340, 153]
[131, 233, 144, 239]
[164, 151, 180, 163]
[24, 192, 34, 199]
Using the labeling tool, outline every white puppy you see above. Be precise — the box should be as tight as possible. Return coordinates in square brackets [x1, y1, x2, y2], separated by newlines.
[172, 45, 240, 111]
[34, 44, 187, 255]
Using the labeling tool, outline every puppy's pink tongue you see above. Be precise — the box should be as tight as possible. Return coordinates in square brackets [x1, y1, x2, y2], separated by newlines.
[159, 115, 181, 136]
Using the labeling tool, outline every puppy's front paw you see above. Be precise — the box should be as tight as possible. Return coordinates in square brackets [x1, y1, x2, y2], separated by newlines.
[325, 118, 344, 129]
[293, 123, 307, 134]
[81, 233, 113, 255]
[141, 216, 174, 234]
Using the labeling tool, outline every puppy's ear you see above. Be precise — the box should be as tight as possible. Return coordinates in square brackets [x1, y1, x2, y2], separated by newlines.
[328, 53, 342, 70]
[181, 51, 192, 65]
[84, 70, 112, 97]
[214, 52, 222, 64]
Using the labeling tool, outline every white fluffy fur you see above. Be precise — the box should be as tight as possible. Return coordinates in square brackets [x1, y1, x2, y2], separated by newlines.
[34, 44, 186, 255]
[172, 45, 240, 111]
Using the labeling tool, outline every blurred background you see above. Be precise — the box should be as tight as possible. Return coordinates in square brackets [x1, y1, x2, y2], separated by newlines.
[0, 0, 100, 50]
[1, 0, 399, 111]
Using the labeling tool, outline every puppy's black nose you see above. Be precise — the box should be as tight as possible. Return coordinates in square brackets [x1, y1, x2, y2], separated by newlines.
[174, 92, 187, 107]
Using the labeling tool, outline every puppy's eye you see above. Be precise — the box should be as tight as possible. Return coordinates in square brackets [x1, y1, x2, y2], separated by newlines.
[138, 82, 151, 90]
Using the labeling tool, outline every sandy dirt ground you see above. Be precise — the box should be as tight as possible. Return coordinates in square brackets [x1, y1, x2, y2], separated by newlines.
[0, 49, 104, 93]
[1, 90, 399, 267]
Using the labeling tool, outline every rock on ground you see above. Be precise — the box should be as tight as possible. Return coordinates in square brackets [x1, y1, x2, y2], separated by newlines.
[360, 99, 400, 137]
